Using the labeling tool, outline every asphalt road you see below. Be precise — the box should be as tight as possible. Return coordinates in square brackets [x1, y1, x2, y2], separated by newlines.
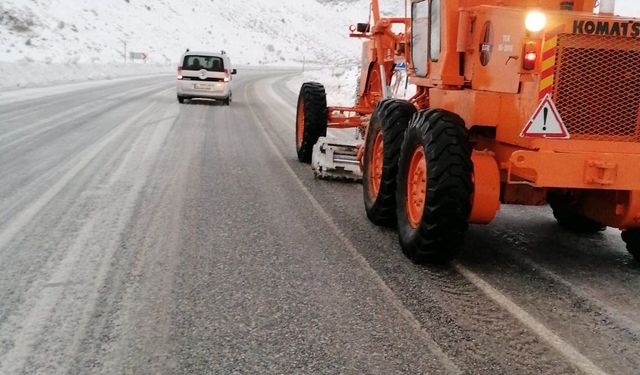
[0, 70, 639, 375]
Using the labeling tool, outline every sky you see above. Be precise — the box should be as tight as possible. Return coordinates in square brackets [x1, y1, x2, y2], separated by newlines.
[614, 0, 640, 17]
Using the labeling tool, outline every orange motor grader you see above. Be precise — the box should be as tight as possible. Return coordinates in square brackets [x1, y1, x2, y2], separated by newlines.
[297, 0, 640, 263]
[370, 0, 640, 263]
[295, 2, 409, 180]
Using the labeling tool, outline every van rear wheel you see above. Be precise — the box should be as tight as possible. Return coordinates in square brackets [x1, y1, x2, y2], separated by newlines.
[177, 96, 185, 104]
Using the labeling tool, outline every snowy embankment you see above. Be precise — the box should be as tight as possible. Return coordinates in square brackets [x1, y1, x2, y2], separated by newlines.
[286, 65, 416, 107]
[0, 61, 173, 90]
[285, 66, 361, 141]
[287, 66, 360, 107]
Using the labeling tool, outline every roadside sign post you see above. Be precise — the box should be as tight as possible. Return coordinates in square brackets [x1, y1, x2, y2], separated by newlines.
[129, 52, 148, 63]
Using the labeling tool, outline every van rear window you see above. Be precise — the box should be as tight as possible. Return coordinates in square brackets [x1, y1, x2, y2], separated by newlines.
[183, 55, 224, 72]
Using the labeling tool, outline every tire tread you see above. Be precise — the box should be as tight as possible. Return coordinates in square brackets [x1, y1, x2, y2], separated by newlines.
[296, 82, 327, 163]
[363, 99, 417, 226]
[396, 109, 473, 263]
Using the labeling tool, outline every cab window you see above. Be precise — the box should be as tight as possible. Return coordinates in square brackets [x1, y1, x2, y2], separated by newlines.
[430, 0, 441, 61]
[411, 0, 429, 77]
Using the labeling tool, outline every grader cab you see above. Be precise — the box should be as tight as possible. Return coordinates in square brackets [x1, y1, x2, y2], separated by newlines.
[297, 0, 640, 263]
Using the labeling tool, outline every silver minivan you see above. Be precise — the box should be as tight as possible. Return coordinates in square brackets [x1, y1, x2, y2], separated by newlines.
[176, 50, 237, 105]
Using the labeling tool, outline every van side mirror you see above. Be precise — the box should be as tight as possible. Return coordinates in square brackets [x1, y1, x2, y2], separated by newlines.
[231, 69, 237, 75]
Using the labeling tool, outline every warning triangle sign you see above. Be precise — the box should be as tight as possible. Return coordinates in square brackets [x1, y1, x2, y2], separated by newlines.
[520, 94, 570, 139]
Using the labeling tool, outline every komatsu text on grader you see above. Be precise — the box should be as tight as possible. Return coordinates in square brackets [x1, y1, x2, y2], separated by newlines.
[296, 0, 640, 263]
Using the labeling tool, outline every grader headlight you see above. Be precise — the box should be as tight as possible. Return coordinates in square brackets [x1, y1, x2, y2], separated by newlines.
[525, 11, 547, 32]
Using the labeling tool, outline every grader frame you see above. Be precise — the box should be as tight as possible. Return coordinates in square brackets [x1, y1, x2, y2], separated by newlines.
[295, 2, 409, 170]
[326, 2, 409, 131]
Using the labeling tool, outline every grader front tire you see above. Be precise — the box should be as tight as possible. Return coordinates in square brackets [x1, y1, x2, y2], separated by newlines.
[296, 82, 327, 163]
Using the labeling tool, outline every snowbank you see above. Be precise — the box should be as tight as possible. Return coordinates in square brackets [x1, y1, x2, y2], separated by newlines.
[0, 62, 173, 90]
[287, 66, 360, 107]
[286, 65, 416, 107]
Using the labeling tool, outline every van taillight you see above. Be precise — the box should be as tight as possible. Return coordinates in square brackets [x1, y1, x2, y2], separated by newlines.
[224, 69, 230, 82]
[177, 66, 183, 80]
[522, 42, 538, 71]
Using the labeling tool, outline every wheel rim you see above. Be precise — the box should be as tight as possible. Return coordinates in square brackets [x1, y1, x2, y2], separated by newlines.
[296, 100, 304, 148]
[364, 65, 382, 109]
[406, 146, 427, 229]
[369, 130, 384, 200]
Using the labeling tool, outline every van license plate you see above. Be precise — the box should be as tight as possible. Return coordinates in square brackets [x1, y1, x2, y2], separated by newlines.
[194, 84, 211, 90]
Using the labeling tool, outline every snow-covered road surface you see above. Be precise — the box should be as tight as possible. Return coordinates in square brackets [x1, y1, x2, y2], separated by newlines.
[0, 71, 639, 374]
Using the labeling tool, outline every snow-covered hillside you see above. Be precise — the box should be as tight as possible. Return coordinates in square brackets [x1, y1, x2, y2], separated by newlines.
[2, 1, 637, 66]
[0, 0, 403, 65]
[1, 1, 637, 91]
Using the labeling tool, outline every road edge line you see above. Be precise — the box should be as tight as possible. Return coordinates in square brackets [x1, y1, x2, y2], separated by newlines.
[454, 264, 609, 375]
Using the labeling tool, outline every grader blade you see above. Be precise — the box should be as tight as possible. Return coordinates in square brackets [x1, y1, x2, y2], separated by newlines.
[311, 137, 363, 181]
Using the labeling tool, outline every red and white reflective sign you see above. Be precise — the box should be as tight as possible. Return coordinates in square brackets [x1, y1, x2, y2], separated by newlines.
[520, 94, 569, 139]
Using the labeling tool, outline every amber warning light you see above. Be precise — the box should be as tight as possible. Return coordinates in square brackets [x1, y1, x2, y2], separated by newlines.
[525, 11, 547, 32]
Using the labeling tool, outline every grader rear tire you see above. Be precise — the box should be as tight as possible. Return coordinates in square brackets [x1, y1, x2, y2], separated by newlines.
[396, 109, 473, 263]
[547, 192, 606, 233]
[621, 229, 640, 262]
[362, 99, 416, 227]
[296, 82, 327, 163]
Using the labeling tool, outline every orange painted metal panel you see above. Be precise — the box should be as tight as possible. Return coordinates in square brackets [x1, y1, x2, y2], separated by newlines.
[469, 152, 501, 224]
[508, 150, 640, 190]
[428, 88, 501, 127]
